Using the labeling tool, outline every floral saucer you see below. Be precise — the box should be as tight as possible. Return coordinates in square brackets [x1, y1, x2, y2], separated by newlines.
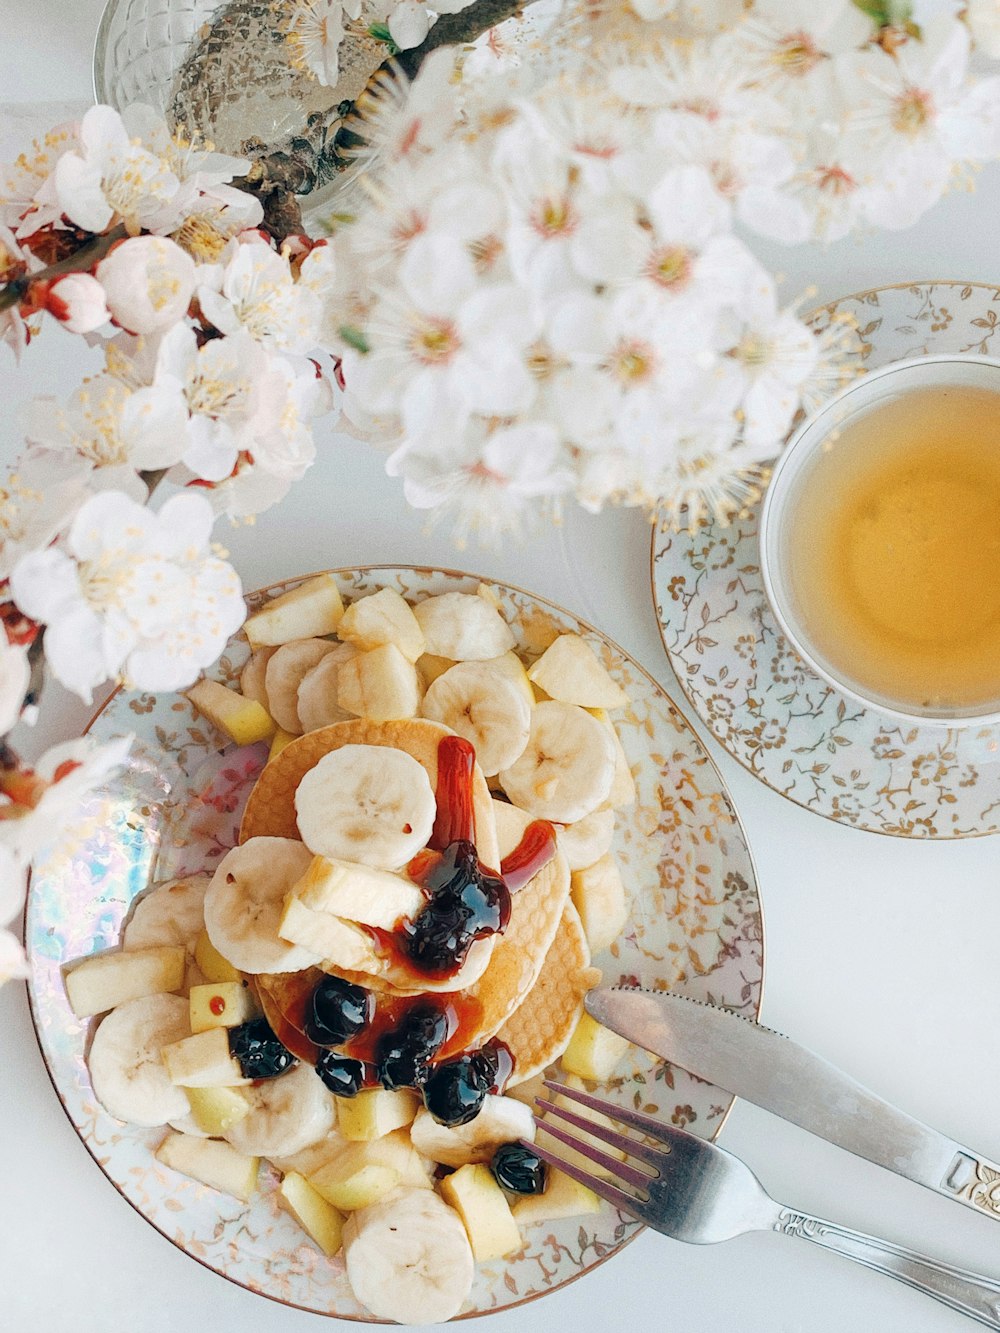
[26, 565, 763, 1322]
[652, 281, 1000, 839]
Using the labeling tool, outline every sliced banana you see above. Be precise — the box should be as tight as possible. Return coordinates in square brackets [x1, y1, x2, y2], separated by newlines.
[343, 1187, 475, 1325]
[240, 646, 276, 707]
[225, 1062, 337, 1159]
[203, 838, 321, 975]
[294, 744, 436, 871]
[413, 592, 515, 661]
[265, 638, 338, 734]
[122, 876, 209, 959]
[296, 643, 357, 733]
[87, 993, 191, 1127]
[420, 662, 531, 777]
[409, 1094, 535, 1168]
[499, 701, 616, 823]
[556, 808, 616, 871]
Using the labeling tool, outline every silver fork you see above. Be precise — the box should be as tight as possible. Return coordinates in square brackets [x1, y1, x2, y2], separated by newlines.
[534, 1081, 1000, 1329]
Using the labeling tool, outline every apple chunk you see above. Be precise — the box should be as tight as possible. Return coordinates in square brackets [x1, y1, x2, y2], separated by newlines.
[156, 1131, 259, 1201]
[64, 945, 186, 1018]
[439, 1163, 522, 1261]
[244, 573, 344, 647]
[189, 981, 257, 1033]
[162, 1028, 250, 1087]
[187, 679, 275, 746]
[279, 1171, 345, 1255]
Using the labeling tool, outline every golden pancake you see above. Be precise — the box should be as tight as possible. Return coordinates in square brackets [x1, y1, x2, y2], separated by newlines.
[498, 901, 600, 1084]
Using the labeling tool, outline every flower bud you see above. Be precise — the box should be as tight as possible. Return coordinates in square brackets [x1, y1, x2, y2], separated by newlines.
[44, 273, 109, 334]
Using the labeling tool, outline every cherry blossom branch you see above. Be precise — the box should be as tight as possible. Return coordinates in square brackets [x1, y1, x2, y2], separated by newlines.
[0, 224, 127, 314]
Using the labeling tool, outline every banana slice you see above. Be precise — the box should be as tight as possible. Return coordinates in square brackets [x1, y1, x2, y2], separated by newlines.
[265, 638, 338, 734]
[224, 1062, 336, 1159]
[409, 1094, 535, 1168]
[240, 647, 276, 707]
[203, 838, 322, 975]
[122, 875, 209, 959]
[420, 662, 531, 777]
[343, 1188, 475, 1325]
[297, 644, 357, 733]
[412, 592, 515, 661]
[499, 701, 616, 823]
[87, 994, 192, 1127]
[294, 744, 436, 871]
[556, 808, 616, 871]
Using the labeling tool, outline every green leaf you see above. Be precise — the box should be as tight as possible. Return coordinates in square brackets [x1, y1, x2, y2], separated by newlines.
[851, 0, 914, 26]
[339, 324, 370, 354]
[368, 21, 398, 52]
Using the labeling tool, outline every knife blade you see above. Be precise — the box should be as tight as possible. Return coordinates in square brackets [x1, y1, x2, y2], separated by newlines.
[585, 986, 1000, 1222]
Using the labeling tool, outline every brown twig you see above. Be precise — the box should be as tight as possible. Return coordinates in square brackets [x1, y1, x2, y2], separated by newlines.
[0, 223, 128, 314]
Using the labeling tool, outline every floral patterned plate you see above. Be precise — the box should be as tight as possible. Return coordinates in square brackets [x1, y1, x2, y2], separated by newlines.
[652, 281, 1000, 839]
[26, 566, 763, 1322]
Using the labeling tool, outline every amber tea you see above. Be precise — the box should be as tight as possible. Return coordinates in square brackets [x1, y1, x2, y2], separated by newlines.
[781, 383, 1000, 717]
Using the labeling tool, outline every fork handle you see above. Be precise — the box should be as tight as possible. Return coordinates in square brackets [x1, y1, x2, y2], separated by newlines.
[775, 1208, 1000, 1328]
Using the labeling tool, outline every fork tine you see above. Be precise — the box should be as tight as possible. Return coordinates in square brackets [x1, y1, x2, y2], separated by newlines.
[542, 1079, 680, 1147]
[535, 1097, 665, 1172]
[534, 1117, 656, 1191]
[525, 1140, 647, 1221]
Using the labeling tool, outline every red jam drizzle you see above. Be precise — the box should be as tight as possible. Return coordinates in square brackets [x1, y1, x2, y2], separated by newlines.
[209, 994, 226, 1016]
[430, 735, 477, 849]
[500, 820, 558, 892]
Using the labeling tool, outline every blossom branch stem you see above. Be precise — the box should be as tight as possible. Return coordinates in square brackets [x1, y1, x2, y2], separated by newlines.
[0, 224, 127, 314]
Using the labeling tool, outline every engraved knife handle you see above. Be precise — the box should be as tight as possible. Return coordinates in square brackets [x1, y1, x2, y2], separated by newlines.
[943, 1150, 1000, 1221]
[776, 1207, 1000, 1329]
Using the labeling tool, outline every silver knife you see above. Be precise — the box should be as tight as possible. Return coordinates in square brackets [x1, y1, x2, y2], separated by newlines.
[586, 986, 1000, 1223]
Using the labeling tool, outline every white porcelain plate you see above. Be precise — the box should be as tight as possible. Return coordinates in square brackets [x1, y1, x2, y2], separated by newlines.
[27, 565, 763, 1321]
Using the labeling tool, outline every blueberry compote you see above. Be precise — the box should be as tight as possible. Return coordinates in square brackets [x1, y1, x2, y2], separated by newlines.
[229, 1018, 296, 1080]
[490, 1143, 546, 1194]
[402, 840, 510, 976]
[305, 975, 374, 1046]
[421, 1040, 514, 1126]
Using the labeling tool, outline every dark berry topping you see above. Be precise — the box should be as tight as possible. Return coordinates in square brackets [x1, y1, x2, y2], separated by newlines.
[404, 840, 511, 975]
[228, 1018, 296, 1080]
[316, 1051, 370, 1098]
[305, 975, 374, 1047]
[377, 1003, 451, 1090]
[490, 1143, 547, 1195]
[422, 1054, 491, 1126]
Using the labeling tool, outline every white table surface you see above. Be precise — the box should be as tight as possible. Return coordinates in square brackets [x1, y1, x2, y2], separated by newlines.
[3, 10, 1000, 1331]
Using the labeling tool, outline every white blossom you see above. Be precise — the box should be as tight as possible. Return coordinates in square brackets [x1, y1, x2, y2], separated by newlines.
[967, 0, 1000, 58]
[0, 929, 29, 986]
[9, 490, 244, 701]
[0, 450, 93, 580]
[0, 122, 80, 236]
[0, 225, 34, 360]
[285, 0, 354, 85]
[53, 105, 179, 235]
[44, 273, 110, 334]
[0, 641, 30, 736]
[96, 235, 197, 334]
[197, 238, 321, 353]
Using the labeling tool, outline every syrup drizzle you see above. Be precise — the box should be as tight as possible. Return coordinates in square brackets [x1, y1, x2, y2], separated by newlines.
[429, 735, 477, 849]
[501, 820, 558, 893]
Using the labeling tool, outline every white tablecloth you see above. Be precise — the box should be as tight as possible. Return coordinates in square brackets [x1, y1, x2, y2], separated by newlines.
[3, 9, 1000, 1330]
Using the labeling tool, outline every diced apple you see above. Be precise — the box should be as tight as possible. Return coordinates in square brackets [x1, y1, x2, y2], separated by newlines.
[416, 653, 455, 688]
[570, 854, 628, 955]
[490, 798, 534, 862]
[308, 1130, 429, 1211]
[336, 1088, 419, 1142]
[189, 981, 258, 1033]
[440, 1163, 522, 1261]
[527, 634, 628, 710]
[187, 679, 276, 746]
[560, 1013, 631, 1083]
[194, 929, 241, 985]
[293, 856, 424, 930]
[481, 651, 534, 711]
[161, 1027, 250, 1087]
[269, 726, 298, 760]
[512, 1167, 601, 1225]
[279, 1171, 345, 1255]
[309, 1157, 401, 1211]
[184, 1085, 252, 1135]
[64, 945, 186, 1018]
[337, 643, 422, 721]
[277, 897, 383, 972]
[338, 588, 426, 662]
[244, 573, 344, 647]
[155, 1131, 259, 1201]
